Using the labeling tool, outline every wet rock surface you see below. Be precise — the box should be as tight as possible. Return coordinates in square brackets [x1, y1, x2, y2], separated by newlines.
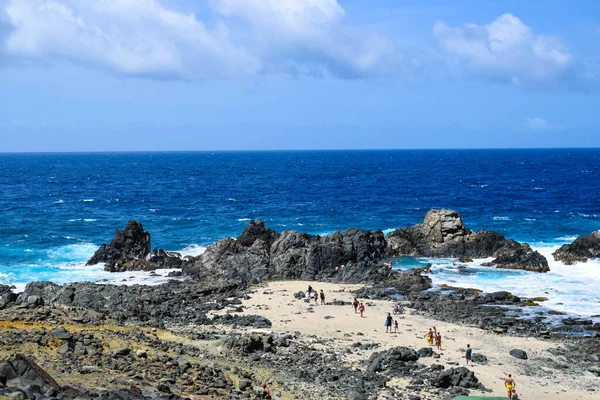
[553, 230, 600, 264]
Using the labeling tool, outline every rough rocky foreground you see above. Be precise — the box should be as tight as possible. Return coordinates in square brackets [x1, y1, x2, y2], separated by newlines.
[87, 209, 550, 278]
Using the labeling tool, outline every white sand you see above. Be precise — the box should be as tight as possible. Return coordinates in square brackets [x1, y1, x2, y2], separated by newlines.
[223, 281, 599, 400]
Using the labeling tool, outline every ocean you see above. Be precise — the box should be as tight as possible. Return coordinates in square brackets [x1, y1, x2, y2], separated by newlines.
[1, 150, 599, 320]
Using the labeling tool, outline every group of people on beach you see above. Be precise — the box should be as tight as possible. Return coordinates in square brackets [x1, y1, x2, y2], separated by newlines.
[352, 298, 366, 316]
[426, 327, 443, 350]
[306, 285, 326, 305]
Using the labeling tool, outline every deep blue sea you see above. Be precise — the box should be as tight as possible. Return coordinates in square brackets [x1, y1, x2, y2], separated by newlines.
[1, 150, 599, 319]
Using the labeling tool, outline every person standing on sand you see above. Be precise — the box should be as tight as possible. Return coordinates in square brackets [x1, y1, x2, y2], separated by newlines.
[433, 326, 437, 338]
[320, 289, 325, 305]
[307, 285, 313, 297]
[435, 332, 442, 350]
[385, 313, 393, 333]
[465, 344, 473, 366]
[427, 328, 434, 345]
[505, 375, 516, 399]
[313, 290, 319, 305]
[353, 298, 359, 314]
[262, 383, 272, 399]
[359, 303, 365, 317]
[394, 320, 399, 333]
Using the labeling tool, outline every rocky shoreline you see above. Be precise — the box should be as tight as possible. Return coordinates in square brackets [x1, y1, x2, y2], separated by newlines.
[1, 209, 599, 399]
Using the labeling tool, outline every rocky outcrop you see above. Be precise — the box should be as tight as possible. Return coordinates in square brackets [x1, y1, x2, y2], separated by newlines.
[0, 285, 17, 310]
[387, 209, 549, 272]
[553, 230, 600, 264]
[486, 240, 549, 272]
[86, 220, 151, 272]
[87, 221, 187, 272]
[237, 220, 280, 248]
[183, 225, 389, 285]
[16, 280, 243, 326]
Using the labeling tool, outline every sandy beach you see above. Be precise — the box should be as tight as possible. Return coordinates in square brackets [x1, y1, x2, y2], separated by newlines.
[213, 280, 599, 400]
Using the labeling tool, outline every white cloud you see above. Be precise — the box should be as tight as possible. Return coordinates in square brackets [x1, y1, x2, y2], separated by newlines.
[524, 117, 558, 131]
[0, 0, 260, 78]
[434, 13, 575, 88]
[0, 0, 398, 79]
[210, 0, 397, 77]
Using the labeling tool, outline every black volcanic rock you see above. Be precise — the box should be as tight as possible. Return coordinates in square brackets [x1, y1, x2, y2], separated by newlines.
[386, 209, 548, 272]
[86, 220, 151, 272]
[489, 240, 549, 272]
[0, 285, 17, 310]
[183, 222, 389, 285]
[237, 220, 280, 248]
[553, 230, 600, 264]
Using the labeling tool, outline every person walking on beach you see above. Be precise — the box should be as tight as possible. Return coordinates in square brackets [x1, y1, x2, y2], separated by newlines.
[394, 319, 399, 333]
[465, 344, 473, 366]
[353, 298, 359, 314]
[435, 332, 442, 350]
[359, 303, 365, 317]
[262, 383, 272, 399]
[433, 326, 437, 338]
[307, 285, 313, 297]
[505, 375, 516, 399]
[427, 328, 434, 346]
[313, 290, 319, 305]
[320, 289, 325, 305]
[385, 313, 393, 333]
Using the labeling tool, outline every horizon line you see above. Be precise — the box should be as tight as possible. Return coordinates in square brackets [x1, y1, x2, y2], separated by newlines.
[1, 146, 600, 155]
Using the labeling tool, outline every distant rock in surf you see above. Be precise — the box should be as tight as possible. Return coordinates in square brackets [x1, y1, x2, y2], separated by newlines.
[552, 230, 600, 264]
[86, 220, 184, 272]
[386, 209, 549, 272]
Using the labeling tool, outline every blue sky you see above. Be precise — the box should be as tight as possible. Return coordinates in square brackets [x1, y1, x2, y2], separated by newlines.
[0, 0, 599, 151]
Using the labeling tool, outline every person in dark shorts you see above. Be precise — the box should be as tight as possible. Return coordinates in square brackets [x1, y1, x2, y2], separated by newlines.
[353, 298, 359, 313]
[320, 289, 325, 305]
[394, 320, 399, 333]
[466, 344, 473, 366]
[262, 383, 271, 399]
[385, 313, 393, 333]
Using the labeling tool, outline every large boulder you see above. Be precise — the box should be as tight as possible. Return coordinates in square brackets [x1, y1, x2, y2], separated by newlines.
[147, 249, 184, 269]
[366, 346, 420, 376]
[86, 220, 151, 272]
[0, 285, 17, 310]
[431, 367, 479, 389]
[0, 354, 61, 393]
[553, 230, 600, 264]
[489, 240, 549, 272]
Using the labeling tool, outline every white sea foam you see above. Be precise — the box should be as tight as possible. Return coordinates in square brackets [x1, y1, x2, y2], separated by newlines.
[178, 244, 207, 257]
[492, 216, 511, 221]
[524, 218, 536, 221]
[84, 219, 97, 222]
[428, 245, 600, 320]
[237, 218, 251, 222]
[82, 199, 95, 202]
[68, 218, 82, 222]
[54, 199, 64, 204]
[227, 198, 237, 202]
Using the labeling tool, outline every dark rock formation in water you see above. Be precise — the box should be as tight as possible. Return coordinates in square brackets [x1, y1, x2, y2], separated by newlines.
[553, 230, 600, 264]
[87, 221, 184, 272]
[386, 209, 549, 272]
[86, 220, 151, 272]
[182, 224, 389, 285]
